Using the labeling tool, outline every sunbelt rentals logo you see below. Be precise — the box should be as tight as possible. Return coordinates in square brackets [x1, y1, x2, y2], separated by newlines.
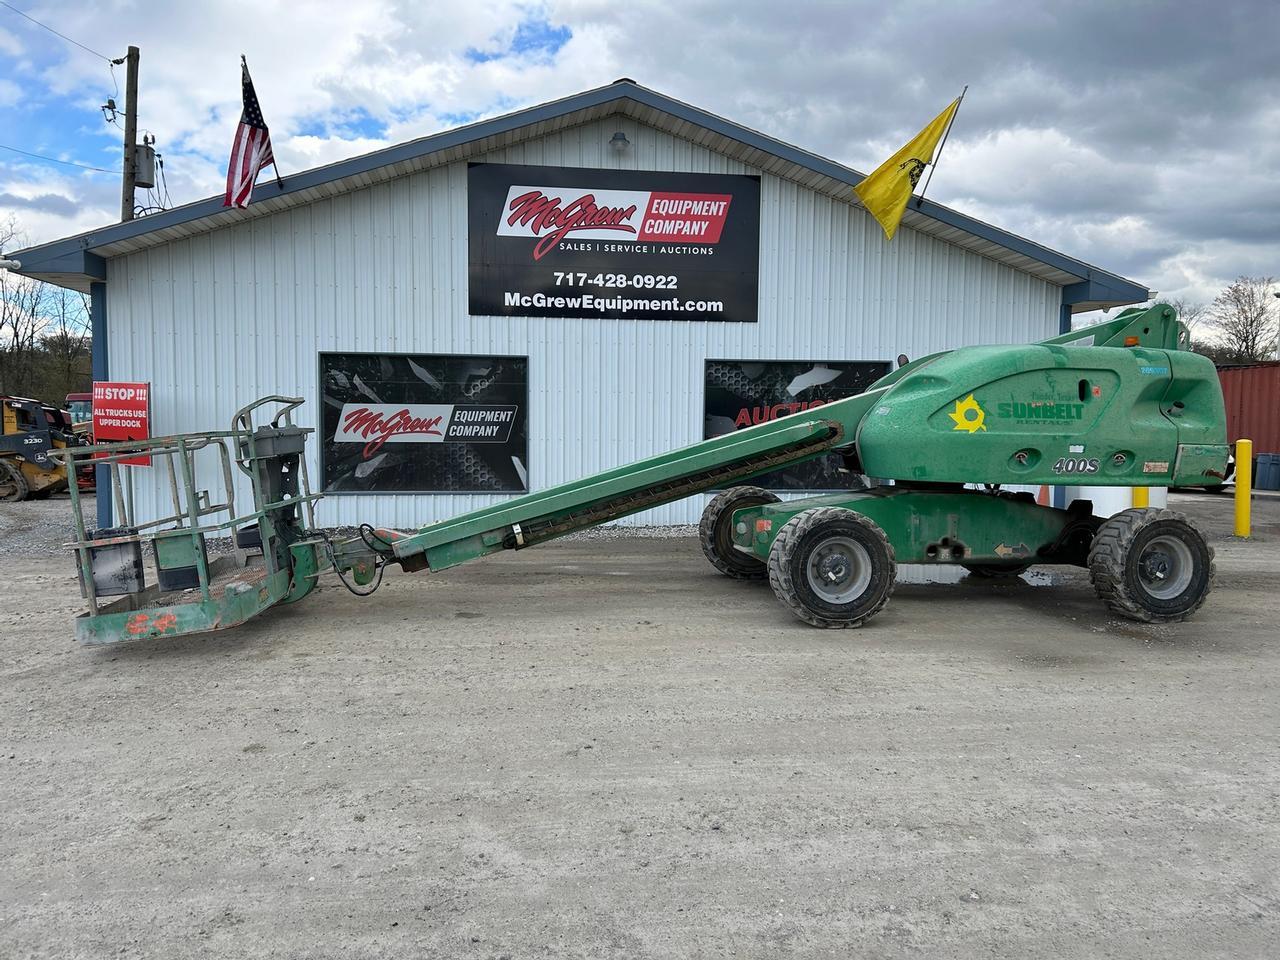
[498, 184, 733, 260]
[948, 394, 986, 433]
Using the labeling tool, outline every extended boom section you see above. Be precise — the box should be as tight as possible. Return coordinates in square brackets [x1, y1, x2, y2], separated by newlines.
[386, 390, 883, 571]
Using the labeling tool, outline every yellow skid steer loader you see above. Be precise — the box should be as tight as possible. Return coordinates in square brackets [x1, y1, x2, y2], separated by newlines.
[1, 396, 82, 501]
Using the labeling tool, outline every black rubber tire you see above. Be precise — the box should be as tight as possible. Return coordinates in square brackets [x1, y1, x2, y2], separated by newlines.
[1088, 508, 1214, 623]
[767, 507, 896, 628]
[962, 561, 1033, 579]
[0, 459, 29, 502]
[699, 485, 781, 580]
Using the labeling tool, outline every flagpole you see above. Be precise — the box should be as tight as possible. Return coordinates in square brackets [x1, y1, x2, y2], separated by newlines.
[242, 53, 284, 191]
[914, 85, 966, 209]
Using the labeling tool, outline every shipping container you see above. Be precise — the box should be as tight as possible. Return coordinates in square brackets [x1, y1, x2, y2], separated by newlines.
[1218, 361, 1280, 454]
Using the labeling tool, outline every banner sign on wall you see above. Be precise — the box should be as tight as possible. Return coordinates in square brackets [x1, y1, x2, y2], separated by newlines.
[468, 162, 761, 323]
[92, 381, 151, 466]
[704, 359, 891, 490]
[320, 353, 528, 493]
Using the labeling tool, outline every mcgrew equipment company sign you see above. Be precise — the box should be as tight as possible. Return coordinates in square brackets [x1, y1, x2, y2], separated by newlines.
[320, 352, 529, 494]
[468, 162, 761, 323]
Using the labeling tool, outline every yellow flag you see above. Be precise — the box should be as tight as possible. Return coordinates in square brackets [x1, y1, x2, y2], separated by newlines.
[854, 97, 961, 241]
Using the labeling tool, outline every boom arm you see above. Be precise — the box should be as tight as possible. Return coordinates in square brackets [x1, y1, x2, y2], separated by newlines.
[386, 393, 884, 571]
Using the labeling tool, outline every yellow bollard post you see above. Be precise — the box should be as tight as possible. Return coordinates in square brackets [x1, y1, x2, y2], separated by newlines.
[1132, 486, 1149, 509]
[1234, 439, 1252, 538]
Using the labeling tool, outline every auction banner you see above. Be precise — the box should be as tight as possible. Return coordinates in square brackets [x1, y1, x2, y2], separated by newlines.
[468, 162, 761, 323]
[320, 353, 528, 494]
[704, 359, 890, 490]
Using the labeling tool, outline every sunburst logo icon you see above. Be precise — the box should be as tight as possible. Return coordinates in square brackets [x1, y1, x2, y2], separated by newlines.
[948, 394, 986, 433]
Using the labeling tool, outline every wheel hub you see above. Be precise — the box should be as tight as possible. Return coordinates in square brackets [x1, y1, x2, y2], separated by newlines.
[1136, 534, 1194, 600]
[1142, 552, 1171, 580]
[806, 535, 872, 604]
[818, 555, 848, 582]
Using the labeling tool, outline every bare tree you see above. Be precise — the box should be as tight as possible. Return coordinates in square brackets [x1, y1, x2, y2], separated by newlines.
[1207, 276, 1278, 363]
[1190, 339, 1251, 366]
[1168, 297, 1209, 334]
[0, 215, 55, 397]
[0, 215, 93, 401]
[39, 287, 93, 399]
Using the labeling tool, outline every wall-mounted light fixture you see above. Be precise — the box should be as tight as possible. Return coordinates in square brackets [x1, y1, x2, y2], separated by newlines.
[610, 131, 630, 153]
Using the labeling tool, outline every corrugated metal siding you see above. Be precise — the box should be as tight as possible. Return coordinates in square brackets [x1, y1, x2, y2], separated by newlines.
[106, 116, 1063, 529]
[1219, 362, 1280, 453]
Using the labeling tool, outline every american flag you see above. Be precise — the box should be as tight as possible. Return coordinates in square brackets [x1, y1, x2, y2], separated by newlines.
[223, 58, 276, 208]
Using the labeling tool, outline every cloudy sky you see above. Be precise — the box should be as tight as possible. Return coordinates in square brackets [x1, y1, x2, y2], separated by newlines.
[1, 0, 1277, 307]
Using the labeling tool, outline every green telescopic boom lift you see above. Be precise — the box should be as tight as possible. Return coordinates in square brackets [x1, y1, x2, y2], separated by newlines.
[54, 303, 1229, 645]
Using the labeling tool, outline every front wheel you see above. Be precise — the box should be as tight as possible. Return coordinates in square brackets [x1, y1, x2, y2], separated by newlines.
[1088, 508, 1214, 623]
[767, 507, 896, 628]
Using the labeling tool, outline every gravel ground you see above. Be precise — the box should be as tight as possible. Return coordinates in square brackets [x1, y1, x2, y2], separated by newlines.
[0, 494, 84, 559]
[0, 493, 698, 561]
[2, 490, 1278, 959]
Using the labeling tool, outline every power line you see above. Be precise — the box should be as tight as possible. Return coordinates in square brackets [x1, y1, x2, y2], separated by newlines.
[0, 142, 117, 173]
[0, 0, 118, 63]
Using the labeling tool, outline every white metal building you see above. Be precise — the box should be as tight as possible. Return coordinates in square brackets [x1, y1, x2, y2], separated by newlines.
[12, 79, 1149, 529]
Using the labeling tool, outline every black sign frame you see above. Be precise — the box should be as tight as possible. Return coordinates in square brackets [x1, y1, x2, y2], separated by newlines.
[468, 162, 761, 323]
[704, 358, 892, 491]
[318, 351, 530, 495]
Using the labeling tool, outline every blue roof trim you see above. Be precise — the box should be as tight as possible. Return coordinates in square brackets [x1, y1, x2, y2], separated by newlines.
[10, 79, 1148, 304]
[1061, 277, 1151, 306]
[14, 248, 106, 280]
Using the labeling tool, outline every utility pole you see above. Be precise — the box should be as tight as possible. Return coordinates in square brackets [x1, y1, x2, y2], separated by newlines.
[120, 45, 139, 222]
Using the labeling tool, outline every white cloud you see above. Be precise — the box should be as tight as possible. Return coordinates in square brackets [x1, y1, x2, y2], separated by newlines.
[0, 162, 115, 248]
[0, 24, 20, 57]
[0, 0, 1276, 308]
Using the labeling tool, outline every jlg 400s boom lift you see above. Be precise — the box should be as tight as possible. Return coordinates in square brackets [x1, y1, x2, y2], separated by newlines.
[53, 304, 1229, 645]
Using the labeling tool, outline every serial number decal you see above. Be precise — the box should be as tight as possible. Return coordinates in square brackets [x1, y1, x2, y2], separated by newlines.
[1052, 456, 1100, 475]
[554, 272, 678, 290]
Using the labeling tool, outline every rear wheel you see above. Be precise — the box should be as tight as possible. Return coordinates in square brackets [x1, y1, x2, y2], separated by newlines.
[767, 507, 896, 628]
[0, 459, 29, 502]
[699, 485, 780, 580]
[1088, 508, 1214, 623]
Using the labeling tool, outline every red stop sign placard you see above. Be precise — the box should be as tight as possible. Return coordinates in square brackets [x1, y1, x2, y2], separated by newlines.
[92, 381, 151, 466]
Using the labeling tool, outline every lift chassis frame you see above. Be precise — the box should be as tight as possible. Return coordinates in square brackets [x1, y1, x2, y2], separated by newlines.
[731, 488, 1096, 569]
